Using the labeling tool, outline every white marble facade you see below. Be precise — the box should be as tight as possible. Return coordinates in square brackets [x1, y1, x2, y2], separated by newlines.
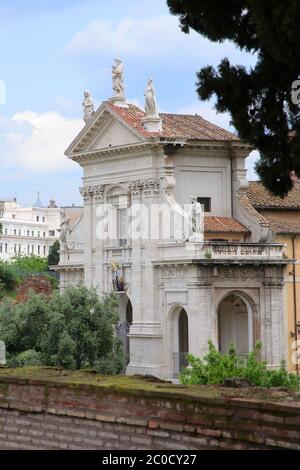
[57, 70, 288, 379]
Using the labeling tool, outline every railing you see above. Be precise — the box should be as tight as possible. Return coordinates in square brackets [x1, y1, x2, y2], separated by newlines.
[205, 241, 284, 259]
[173, 352, 189, 378]
[157, 241, 286, 261]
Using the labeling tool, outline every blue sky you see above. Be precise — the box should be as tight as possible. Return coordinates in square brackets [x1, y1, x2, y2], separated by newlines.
[0, 0, 258, 207]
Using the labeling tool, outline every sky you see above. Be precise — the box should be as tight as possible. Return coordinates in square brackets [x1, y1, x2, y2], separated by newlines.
[0, 0, 259, 207]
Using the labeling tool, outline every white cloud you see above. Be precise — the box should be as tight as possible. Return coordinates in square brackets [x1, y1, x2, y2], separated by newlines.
[0, 111, 83, 172]
[64, 16, 254, 65]
[246, 150, 259, 181]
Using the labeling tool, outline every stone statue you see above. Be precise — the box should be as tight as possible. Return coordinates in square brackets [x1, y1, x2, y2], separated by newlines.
[111, 262, 124, 292]
[187, 196, 204, 243]
[82, 91, 95, 124]
[144, 78, 158, 118]
[112, 58, 125, 97]
[59, 209, 71, 246]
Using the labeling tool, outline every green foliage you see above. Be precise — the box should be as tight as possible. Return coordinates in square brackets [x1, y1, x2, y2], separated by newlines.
[180, 341, 299, 390]
[0, 286, 124, 374]
[0, 262, 18, 292]
[10, 255, 48, 274]
[167, 0, 300, 196]
[7, 350, 43, 368]
[47, 241, 60, 266]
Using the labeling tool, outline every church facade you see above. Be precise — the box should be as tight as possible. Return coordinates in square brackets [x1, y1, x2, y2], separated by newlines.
[55, 62, 289, 379]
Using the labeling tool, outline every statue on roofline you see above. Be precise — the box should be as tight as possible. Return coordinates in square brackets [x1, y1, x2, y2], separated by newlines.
[112, 58, 125, 98]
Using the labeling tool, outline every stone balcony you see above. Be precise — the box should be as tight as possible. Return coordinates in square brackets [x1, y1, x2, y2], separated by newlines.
[155, 241, 287, 265]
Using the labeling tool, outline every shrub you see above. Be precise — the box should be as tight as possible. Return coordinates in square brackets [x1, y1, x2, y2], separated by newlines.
[180, 340, 299, 391]
[0, 286, 124, 375]
[9, 350, 43, 367]
[10, 255, 48, 273]
[0, 262, 18, 292]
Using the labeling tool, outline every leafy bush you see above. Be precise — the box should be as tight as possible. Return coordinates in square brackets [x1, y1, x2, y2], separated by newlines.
[10, 255, 48, 274]
[0, 286, 124, 374]
[7, 350, 43, 368]
[0, 262, 18, 292]
[180, 341, 299, 391]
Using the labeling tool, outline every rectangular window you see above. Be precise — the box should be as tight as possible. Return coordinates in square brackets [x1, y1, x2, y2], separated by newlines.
[197, 197, 211, 212]
[118, 208, 127, 247]
[18, 230, 21, 236]
[36, 216, 39, 222]
[49, 230, 55, 237]
[4, 243, 7, 253]
[13, 229, 17, 235]
[37, 246, 40, 255]
[0, 244, 2, 253]
[32, 231, 34, 237]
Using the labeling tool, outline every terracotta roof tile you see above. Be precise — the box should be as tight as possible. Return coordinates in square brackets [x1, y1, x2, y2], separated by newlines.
[247, 181, 300, 209]
[239, 194, 270, 228]
[105, 101, 239, 142]
[264, 216, 300, 234]
[204, 216, 249, 233]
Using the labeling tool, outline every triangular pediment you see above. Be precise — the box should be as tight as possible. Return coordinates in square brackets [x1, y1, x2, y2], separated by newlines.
[65, 102, 145, 157]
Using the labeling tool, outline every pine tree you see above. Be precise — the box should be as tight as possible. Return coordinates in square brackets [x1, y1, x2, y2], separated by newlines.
[167, 0, 300, 196]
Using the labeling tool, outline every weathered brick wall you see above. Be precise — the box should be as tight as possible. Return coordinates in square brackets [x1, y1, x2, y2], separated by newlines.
[0, 377, 300, 450]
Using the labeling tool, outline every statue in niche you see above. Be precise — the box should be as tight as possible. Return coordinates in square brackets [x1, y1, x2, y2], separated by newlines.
[112, 58, 125, 97]
[82, 91, 95, 124]
[144, 78, 158, 118]
[111, 262, 124, 292]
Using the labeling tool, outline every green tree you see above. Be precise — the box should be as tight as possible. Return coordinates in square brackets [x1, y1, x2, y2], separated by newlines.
[0, 286, 124, 374]
[167, 0, 300, 196]
[47, 240, 60, 266]
[10, 255, 48, 273]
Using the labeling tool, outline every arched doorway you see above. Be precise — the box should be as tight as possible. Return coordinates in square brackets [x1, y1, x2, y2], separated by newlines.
[218, 293, 252, 356]
[171, 307, 189, 377]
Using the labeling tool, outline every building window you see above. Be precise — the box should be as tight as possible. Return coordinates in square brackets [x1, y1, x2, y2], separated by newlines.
[37, 245, 40, 255]
[27, 230, 30, 236]
[117, 207, 127, 247]
[0, 244, 2, 253]
[42, 217, 45, 223]
[5, 244, 7, 253]
[18, 229, 21, 236]
[14, 244, 17, 254]
[37, 231, 40, 237]
[32, 245, 34, 254]
[14, 229, 17, 235]
[4, 228, 7, 235]
[197, 197, 211, 212]
[36, 216, 39, 222]
[31, 231, 34, 237]
[43, 232, 46, 237]
[43, 246, 46, 256]
[49, 230, 55, 237]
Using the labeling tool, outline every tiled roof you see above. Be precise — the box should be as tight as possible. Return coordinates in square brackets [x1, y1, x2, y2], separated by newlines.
[239, 194, 270, 228]
[105, 101, 239, 142]
[247, 181, 300, 209]
[264, 216, 300, 234]
[204, 216, 249, 233]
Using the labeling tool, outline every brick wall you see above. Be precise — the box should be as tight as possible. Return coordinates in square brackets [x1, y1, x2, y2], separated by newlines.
[0, 377, 300, 450]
